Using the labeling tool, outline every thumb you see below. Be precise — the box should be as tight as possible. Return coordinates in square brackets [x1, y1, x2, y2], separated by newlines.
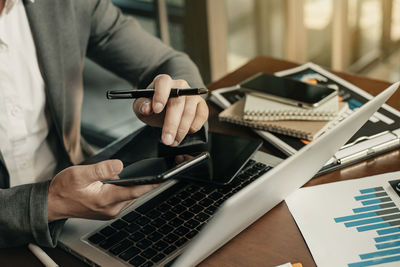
[84, 159, 123, 183]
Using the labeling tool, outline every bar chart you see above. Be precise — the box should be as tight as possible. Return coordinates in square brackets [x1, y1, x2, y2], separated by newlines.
[334, 186, 400, 266]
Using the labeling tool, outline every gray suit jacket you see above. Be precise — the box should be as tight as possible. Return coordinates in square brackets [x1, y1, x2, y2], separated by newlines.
[0, 0, 204, 247]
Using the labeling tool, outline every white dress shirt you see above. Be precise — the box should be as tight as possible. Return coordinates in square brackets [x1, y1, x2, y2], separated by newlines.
[0, 0, 57, 187]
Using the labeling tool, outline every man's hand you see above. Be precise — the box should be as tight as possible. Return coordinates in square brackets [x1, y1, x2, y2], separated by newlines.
[48, 159, 157, 222]
[133, 74, 209, 146]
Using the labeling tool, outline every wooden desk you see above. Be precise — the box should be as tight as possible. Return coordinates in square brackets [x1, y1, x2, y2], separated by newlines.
[1, 56, 399, 267]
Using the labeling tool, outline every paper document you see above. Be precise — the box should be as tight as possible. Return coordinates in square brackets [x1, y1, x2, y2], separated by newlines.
[286, 171, 400, 267]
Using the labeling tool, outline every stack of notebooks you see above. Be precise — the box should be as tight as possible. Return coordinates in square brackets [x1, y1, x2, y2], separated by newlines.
[219, 93, 349, 141]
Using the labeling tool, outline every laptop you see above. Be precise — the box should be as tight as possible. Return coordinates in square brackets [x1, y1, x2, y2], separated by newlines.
[59, 82, 399, 267]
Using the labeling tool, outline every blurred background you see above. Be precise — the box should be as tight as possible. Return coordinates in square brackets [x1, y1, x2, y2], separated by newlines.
[82, 0, 400, 147]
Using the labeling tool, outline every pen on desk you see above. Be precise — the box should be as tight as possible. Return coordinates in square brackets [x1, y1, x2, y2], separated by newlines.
[106, 88, 209, 99]
[28, 243, 59, 267]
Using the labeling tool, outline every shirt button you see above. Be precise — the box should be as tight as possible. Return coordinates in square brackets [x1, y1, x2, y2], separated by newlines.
[10, 105, 22, 117]
[0, 41, 8, 53]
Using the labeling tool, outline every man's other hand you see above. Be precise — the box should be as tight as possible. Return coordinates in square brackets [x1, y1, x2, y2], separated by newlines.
[47, 159, 157, 222]
[133, 74, 209, 146]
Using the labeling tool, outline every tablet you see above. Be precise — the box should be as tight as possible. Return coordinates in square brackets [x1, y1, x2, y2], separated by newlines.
[103, 132, 262, 186]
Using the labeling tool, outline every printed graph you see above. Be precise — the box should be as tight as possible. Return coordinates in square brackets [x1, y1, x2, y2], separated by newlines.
[334, 187, 400, 267]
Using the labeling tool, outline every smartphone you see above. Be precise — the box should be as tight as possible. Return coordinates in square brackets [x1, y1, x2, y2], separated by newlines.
[102, 152, 210, 186]
[240, 72, 337, 108]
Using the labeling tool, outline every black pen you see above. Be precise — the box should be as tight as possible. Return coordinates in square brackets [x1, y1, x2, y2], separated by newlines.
[106, 88, 209, 99]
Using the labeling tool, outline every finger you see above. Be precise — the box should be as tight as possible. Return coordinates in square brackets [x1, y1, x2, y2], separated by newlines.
[105, 184, 159, 203]
[133, 97, 153, 116]
[189, 100, 209, 133]
[162, 96, 185, 146]
[174, 97, 198, 144]
[79, 160, 123, 184]
[152, 74, 172, 114]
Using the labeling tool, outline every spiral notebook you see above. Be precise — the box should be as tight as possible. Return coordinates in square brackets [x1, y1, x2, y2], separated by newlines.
[244, 93, 339, 121]
[219, 98, 349, 141]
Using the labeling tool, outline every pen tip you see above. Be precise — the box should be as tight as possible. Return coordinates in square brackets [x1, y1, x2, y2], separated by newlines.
[199, 88, 209, 95]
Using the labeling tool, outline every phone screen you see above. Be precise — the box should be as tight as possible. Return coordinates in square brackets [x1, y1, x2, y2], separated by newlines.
[240, 73, 337, 107]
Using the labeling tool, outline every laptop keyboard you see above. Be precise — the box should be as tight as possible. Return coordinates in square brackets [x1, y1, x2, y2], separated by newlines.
[87, 160, 272, 266]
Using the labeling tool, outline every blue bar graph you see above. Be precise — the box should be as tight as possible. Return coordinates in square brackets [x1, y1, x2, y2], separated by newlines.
[332, 186, 400, 267]
[359, 187, 384, 194]
[357, 222, 392, 232]
[375, 233, 400, 242]
[355, 192, 387, 201]
[335, 212, 382, 223]
[377, 227, 400, 235]
[348, 255, 400, 267]
[353, 203, 396, 213]
[376, 240, 400, 250]
[359, 248, 400, 259]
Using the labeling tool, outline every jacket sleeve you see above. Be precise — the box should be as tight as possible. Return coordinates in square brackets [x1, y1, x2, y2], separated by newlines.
[0, 180, 66, 248]
[86, 0, 205, 89]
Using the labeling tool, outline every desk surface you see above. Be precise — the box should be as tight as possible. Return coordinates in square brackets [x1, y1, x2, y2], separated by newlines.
[1, 56, 400, 267]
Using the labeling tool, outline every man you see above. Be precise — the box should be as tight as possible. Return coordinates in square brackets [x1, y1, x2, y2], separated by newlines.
[0, 0, 208, 248]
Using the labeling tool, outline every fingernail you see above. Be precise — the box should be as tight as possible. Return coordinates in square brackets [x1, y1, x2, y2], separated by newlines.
[154, 102, 164, 113]
[163, 133, 174, 145]
[139, 100, 151, 114]
[172, 140, 179, 147]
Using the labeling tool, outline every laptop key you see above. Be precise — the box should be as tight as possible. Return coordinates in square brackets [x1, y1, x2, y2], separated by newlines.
[179, 210, 195, 221]
[136, 216, 151, 226]
[189, 204, 203, 214]
[152, 253, 166, 263]
[129, 255, 146, 266]
[200, 185, 216, 194]
[171, 204, 186, 214]
[184, 219, 200, 229]
[119, 247, 140, 261]
[153, 240, 168, 251]
[159, 224, 173, 235]
[209, 191, 223, 201]
[186, 230, 198, 239]
[111, 219, 128, 230]
[157, 203, 171, 212]
[181, 198, 196, 207]
[140, 225, 156, 235]
[163, 245, 177, 255]
[146, 209, 161, 219]
[129, 232, 145, 242]
[175, 237, 188, 247]
[191, 192, 205, 201]
[136, 238, 152, 250]
[122, 211, 141, 223]
[99, 226, 116, 237]
[163, 233, 179, 243]
[174, 226, 189, 236]
[169, 217, 184, 228]
[195, 212, 210, 222]
[160, 211, 176, 220]
[166, 196, 180, 206]
[140, 261, 153, 267]
[99, 230, 128, 249]
[147, 231, 163, 242]
[88, 233, 105, 244]
[110, 239, 133, 255]
[151, 217, 166, 227]
[204, 205, 218, 215]
[199, 198, 213, 207]
[141, 248, 157, 258]
[125, 223, 141, 233]
[185, 184, 201, 193]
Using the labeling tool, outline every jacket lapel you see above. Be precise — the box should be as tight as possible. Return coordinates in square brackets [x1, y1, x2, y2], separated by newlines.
[24, 0, 66, 147]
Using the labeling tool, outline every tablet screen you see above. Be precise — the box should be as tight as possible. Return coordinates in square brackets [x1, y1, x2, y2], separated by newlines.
[176, 132, 262, 185]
